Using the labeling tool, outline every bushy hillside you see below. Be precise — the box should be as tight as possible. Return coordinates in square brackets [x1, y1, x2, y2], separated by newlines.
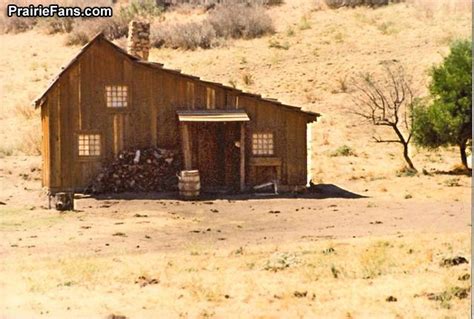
[0, 0, 470, 186]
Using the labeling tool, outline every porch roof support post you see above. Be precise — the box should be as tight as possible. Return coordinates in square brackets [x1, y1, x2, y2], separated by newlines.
[240, 122, 246, 192]
[180, 123, 192, 170]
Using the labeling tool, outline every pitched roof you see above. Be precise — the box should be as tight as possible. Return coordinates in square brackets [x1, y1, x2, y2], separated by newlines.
[33, 33, 320, 121]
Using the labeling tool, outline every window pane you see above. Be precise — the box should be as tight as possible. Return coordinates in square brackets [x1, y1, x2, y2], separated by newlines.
[252, 133, 274, 155]
[78, 134, 101, 156]
[106, 85, 128, 108]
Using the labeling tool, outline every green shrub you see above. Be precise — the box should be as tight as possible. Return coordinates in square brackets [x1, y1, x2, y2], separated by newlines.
[119, 0, 163, 21]
[299, 15, 311, 30]
[443, 178, 461, 187]
[396, 166, 417, 177]
[412, 39, 472, 170]
[0, 145, 14, 158]
[331, 145, 356, 157]
[268, 38, 290, 50]
[286, 27, 295, 36]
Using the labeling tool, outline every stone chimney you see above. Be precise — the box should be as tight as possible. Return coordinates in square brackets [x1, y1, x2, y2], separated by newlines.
[127, 21, 151, 61]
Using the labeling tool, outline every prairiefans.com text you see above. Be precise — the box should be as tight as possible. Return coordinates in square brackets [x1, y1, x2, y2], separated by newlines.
[7, 4, 113, 18]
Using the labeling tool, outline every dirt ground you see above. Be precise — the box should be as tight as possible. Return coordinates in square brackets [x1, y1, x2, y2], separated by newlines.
[0, 156, 471, 318]
[0, 156, 471, 248]
[0, 1, 472, 317]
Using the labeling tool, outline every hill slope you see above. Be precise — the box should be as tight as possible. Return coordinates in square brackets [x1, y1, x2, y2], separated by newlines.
[0, 1, 471, 194]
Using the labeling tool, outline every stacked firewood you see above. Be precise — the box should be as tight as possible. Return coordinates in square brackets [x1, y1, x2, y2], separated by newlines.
[87, 148, 181, 194]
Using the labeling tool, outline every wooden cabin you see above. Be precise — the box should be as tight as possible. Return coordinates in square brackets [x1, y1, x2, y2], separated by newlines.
[34, 21, 319, 195]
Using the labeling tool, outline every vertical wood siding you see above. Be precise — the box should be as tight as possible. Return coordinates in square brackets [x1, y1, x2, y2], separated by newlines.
[42, 37, 312, 191]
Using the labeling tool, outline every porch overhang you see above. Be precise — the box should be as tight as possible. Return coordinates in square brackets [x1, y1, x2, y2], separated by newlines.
[177, 110, 250, 122]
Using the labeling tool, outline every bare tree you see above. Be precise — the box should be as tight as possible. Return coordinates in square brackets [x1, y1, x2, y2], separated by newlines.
[351, 62, 417, 171]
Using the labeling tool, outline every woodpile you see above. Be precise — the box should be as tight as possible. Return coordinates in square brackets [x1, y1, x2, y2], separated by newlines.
[87, 148, 181, 194]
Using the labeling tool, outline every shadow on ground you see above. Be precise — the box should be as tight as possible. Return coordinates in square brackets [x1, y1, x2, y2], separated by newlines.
[431, 168, 472, 177]
[82, 184, 368, 202]
[304, 184, 368, 199]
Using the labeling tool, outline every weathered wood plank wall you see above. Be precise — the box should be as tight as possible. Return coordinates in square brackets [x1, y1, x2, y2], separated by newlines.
[42, 37, 312, 192]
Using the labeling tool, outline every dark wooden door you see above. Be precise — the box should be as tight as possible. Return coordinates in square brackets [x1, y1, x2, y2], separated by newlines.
[223, 122, 241, 190]
[197, 123, 224, 189]
[195, 122, 240, 191]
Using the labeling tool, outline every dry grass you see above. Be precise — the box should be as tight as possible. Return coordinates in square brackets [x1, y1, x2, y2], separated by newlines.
[1, 0, 160, 47]
[0, 0, 115, 34]
[14, 103, 37, 120]
[1, 0, 274, 49]
[407, 0, 472, 17]
[20, 126, 42, 155]
[268, 38, 290, 50]
[1, 229, 469, 317]
[151, 20, 218, 50]
[209, 4, 274, 39]
[242, 72, 254, 86]
[0, 149, 470, 317]
[151, 4, 274, 50]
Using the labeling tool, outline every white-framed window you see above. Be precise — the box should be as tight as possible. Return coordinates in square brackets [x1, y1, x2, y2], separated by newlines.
[252, 133, 274, 156]
[78, 134, 101, 156]
[206, 87, 215, 109]
[106, 85, 128, 108]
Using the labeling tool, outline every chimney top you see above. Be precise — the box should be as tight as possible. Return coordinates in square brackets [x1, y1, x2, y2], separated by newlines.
[127, 20, 151, 61]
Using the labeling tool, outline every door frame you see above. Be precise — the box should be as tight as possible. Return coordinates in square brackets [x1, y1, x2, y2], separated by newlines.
[179, 121, 246, 192]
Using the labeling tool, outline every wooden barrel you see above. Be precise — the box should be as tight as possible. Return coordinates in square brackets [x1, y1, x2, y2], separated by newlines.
[178, 170, 200, 199]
